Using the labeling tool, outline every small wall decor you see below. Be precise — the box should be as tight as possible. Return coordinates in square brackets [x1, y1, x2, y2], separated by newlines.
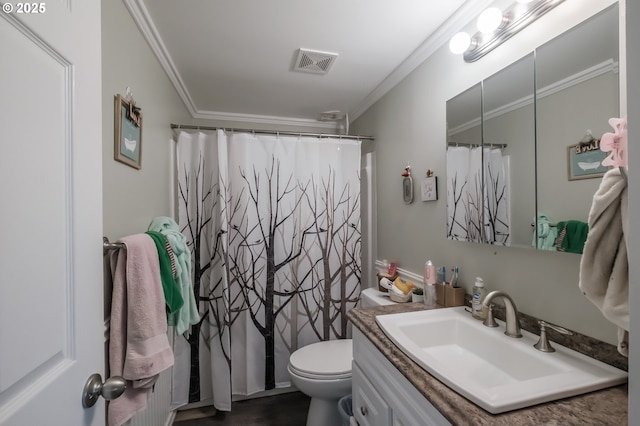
[114, 91, 143, 169]
[421, 169, 438, 201]
[567, 131, 608, 180]
[402, 163, 413, 204]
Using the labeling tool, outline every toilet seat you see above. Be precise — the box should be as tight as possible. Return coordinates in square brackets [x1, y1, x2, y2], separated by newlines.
[289, 339, 352, 380]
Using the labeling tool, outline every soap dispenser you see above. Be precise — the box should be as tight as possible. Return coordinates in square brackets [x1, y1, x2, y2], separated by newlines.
[471, 277, 486, 320]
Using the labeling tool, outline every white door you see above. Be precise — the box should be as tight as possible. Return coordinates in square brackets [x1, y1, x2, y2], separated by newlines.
[0, 1, 105, 425]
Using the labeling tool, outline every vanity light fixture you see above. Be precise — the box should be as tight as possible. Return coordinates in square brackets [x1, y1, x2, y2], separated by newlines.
[477, 7, 504, 34]
[449, 0, 565, 62]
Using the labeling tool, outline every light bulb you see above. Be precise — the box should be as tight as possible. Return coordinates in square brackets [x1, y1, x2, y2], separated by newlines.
[449, 32, 471, 54]
[477, 7, 503, 33]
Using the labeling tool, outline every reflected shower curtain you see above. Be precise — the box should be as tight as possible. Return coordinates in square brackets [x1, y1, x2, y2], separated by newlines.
[172, 130, 361, 411]
[447, 146, 484, 242]
[483, 147, 510, 245]
[446, 146, 510, 244]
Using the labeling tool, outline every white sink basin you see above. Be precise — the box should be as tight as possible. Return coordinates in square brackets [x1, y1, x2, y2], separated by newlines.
[376, 306, 627, 414]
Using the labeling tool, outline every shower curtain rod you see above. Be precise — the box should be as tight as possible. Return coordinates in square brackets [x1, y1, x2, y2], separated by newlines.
[170, 123, 374, 141]
[447, 141, 507, 148]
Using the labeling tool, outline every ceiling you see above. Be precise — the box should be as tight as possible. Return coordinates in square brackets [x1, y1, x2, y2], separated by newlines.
[124, 0, 494, 130]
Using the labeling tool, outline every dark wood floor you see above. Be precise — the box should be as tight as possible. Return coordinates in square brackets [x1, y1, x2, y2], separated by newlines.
[173, 391, 311, 426]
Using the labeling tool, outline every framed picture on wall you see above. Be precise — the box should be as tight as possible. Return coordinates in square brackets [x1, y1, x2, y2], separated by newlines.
[114, 94, 143, 169]
[566, 142, 608, 180]
[421, 176, 438, 201]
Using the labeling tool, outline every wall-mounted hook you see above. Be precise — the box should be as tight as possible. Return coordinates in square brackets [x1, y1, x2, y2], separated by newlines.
[401, 162, 411, 177]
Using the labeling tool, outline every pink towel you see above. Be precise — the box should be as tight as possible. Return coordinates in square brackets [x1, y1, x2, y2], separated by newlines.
[108, 234, 175, 426]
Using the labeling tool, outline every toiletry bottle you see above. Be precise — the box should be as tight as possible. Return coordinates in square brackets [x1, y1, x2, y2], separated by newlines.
[472, 277, 486, 320]
[424, 260, 436, 285]
[381, 259, 390, 274]
[424, 283, 437, 308]
[436, 266, 446, 285]
[424, 260, 437, 308]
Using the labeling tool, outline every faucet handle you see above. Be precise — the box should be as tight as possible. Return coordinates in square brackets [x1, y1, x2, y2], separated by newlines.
[534, 320, 572, 352]
[482, 304, 499, 328]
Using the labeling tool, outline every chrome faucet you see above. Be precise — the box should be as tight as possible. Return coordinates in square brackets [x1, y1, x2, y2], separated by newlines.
[534, 320, 572, 352]
[481, 291, 522, 338]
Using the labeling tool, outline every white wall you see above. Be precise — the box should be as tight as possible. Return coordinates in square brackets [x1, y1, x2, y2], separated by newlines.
[101, 1, 193, 424]
[351, 0, 620, 344]
[101, 0, 191, 240]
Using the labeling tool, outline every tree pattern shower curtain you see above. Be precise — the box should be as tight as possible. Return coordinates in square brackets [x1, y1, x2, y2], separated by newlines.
[446, 145, 510, 245]
[171, 130, 362, 411]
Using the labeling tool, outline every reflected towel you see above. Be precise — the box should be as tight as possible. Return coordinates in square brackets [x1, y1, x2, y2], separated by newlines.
[555, 220, 589, 254]
[579, 168, 628, 356]
[534, 214, 557, 250]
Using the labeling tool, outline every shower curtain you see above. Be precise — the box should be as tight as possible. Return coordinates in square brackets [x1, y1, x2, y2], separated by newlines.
[172, 130, 362, 411]
[446, 146, 510, 244]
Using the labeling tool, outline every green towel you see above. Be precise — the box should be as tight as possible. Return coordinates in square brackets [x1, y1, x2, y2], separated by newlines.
[534, 214, 557, 251]
[146, 231, 184, 313]
[148, 217, 201, 337]
[556, 220, 589, 254]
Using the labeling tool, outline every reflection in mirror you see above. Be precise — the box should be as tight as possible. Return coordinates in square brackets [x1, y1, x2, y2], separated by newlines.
[483, 53, 535, 248]
[535, 4, 619, 252]
[446, 84, 483, 243]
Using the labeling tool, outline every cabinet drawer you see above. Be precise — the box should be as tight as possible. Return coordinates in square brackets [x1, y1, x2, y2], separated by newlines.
[352, 363, 392, 426]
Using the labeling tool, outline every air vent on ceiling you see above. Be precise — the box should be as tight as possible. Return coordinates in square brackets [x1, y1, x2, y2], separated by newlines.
[293, 49, 338, 75]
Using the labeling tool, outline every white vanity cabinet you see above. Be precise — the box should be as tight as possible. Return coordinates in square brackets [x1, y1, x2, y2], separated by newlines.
[352, 328, 451, 426]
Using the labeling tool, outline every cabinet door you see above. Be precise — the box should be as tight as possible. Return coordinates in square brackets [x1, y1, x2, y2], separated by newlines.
[353, 364, 392, 426]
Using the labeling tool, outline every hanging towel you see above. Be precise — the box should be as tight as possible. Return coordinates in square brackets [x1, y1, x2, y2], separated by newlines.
[579, 168, 628, 356]
[108, 234, 175, 426]
[145, 230, 184, 313]
[148, 216, 201, 337]
[555, 220, 589, 254]
[533, 214, 557, 250]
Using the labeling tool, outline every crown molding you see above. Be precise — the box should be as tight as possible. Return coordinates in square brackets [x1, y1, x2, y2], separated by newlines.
[126, 0, 498, 128]
[123, 0, 199, 117]
[536, 59, 618, 101]
[123, 0, 354, 129]
[448, 117, 482, 136]
[449, 59, 618, 134]
[349, 0, 495, 121]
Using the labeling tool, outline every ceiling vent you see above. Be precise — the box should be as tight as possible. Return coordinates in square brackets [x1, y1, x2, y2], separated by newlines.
[293, 49, 338, 75]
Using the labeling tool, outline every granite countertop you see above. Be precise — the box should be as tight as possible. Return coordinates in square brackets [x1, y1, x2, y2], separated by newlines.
[348, 303, 628, 426]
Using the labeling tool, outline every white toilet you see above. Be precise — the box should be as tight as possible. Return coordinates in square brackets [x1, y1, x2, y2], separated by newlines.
[287, 288, 393, 426]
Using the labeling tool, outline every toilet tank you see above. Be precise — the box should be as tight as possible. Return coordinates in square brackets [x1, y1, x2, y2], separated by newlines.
[360, 288, 396, 308]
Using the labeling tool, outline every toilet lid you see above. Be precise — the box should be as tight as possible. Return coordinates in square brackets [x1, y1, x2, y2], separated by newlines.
[289, 339, 352, 380]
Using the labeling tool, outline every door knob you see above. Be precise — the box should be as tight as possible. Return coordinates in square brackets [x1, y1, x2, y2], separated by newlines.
[82, 373, 127, 408]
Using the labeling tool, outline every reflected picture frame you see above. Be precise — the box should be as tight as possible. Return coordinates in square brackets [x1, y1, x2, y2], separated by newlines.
[114, 94, 143, 169]
[566, 143, 607, 181]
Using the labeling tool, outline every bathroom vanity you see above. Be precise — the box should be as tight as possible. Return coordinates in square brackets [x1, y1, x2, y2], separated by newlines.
[348, 303, 627, 426]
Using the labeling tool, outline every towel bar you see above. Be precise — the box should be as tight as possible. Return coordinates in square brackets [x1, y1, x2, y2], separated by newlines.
[103, 237, 125, 255]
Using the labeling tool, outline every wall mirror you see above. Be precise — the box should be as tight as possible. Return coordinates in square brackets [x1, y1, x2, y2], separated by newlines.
[534, 4, 619, 251]
[446, 83, 483, 243]
[446, 4, 619, 252]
